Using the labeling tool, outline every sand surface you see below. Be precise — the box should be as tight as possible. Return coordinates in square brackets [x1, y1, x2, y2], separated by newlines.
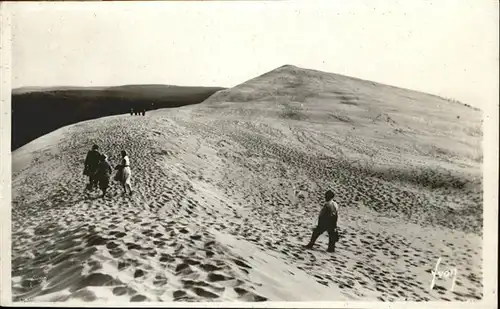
[11, 66, 483, 303]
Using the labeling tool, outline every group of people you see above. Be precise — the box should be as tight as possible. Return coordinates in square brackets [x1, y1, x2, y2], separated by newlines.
[130, 108, 146, 116]
[83, 144, 134, 198]
[83, 146, 339, 252]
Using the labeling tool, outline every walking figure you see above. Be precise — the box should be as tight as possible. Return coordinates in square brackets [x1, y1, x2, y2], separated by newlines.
[114, 150, 133, 196]
[83, 144, 101, 190]
[305, 190, 340, 252]
[96, 154, 113, 198]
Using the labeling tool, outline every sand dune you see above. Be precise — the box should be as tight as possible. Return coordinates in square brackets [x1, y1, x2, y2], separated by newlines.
[11, 65, 483, 303]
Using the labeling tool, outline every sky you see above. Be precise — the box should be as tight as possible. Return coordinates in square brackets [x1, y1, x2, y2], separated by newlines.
[7, 0, 499, 109]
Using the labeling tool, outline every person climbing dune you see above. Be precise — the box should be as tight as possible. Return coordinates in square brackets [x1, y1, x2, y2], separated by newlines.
[83, 144, 101, 191]
[114, 150, 133, 196]
[96, 154, 113, 198]
[304, 189, 340, 253]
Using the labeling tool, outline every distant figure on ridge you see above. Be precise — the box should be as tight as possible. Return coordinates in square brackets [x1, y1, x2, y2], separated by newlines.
[304, 190, 339, 253]
[114, 150, 133, 196]
[142, 109, 146, 116]
[130, 108, 134, 116]
[83, 144, 101, 190]
[96, 154, 113, 198]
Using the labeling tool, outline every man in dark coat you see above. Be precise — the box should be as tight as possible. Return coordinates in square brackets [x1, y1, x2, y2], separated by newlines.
[305, 190, 340, 252]
[83, 144, 101, 190]
[96, 154, 113, 198]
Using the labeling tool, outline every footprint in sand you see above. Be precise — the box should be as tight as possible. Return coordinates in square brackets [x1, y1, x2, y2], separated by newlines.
[130, 294, 148, 302]
[69, 273, 121, 293]
[233, 287, 267, 302]
[191, 287, 219, 299]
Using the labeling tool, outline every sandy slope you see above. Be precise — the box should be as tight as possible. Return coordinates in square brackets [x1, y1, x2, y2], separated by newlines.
[11, 66, 483, 303]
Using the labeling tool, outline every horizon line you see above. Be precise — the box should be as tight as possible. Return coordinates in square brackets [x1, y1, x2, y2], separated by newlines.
[11, 64, 480, 110]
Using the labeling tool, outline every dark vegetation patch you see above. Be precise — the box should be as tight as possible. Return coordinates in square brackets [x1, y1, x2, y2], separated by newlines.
[329, 114, 352, 123]
[280, 103, 308, 121]
[331, 91, 360, 106]
[281, 110, 308, 121]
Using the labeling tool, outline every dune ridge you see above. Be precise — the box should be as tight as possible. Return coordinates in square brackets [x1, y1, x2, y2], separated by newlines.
[11, 65, 482, 303]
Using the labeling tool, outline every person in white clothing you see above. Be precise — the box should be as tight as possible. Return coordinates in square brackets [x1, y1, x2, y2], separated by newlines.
[115, 150, 133, 196]
[305, 189, 339, 252]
